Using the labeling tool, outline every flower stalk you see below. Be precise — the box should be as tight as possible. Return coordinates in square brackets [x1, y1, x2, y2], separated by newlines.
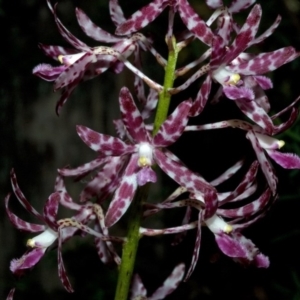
[153, 36, 179, 135]
[114, 184, 150, 300]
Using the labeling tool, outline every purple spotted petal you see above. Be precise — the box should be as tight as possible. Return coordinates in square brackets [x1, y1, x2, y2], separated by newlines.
[76, 8, 122, 43]
[254, 253, 270, 268]
[93, 222, 116, 265]
[10, 169, 44, 221]
[109, 0, 126, 26]
[32, 64, 66, 81]
[10, 248, 46, 276]
[210, 35, 228, 68]
[254, 75, 273, 90]
[229, 47, 299, 75]
[105, 155, 138, 227]
[150, 263, 185, 300]
[215, 232, 248, 257]
[115, 0, 167, 35]
[154, 150, 217, 202]
[153, 100, 191, 147]
[133, 47, 147, 106]
[119, 87, 148, 142]
[178, 0, 214, 45]
[223, 4, 262, 64]
[267, 150, 300, 169]
[55, 181, 82, 210]
[46, 0, 89, 51]
[141, 89, 159, 120]
[273, 108, 299, 135]
[235, 99, 273, 134]
[228, 232, 270, 267]
[190, 75, 212, 117]
[249, 15, 281, 46]
[76, 125, 134, 155]
[271, 96, 300, 120]
[5, 194, 45, 232]
[223, 85, 254, 100]
[220, 161, 259, 205]
[94, 206, 121, 265]
[246, 131, 278, 195]
[55, 83, 77, 115]
[185, 213, 201, 280]
[54, 52, 93, 90]
[57, 228, 74, 293]
[217, 11, 233, 52]
[218, 188, 271, 218]
[58, 157, 106, 177]
[43, 192, 59, 230]
[210, 160, 244, 186]
[38, 43, 77, 60]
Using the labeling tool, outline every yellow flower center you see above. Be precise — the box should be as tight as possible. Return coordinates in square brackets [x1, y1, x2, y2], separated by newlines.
[58, 55, 64, 64]
[227, 73, 241, 85]
[138, 156, 150, 167]
[278, 140, 285, 149]
[26, 239, 36, 248]
[224, 224, 233, 234]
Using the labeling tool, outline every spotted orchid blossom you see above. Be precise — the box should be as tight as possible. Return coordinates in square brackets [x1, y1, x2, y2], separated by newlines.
[5, 170, 61, 277]
[76, 87, 218, 227]
[5, 170, 81, 292]
[141, 161, 271, 279]
[170, 4, 299, 128]
[5, 170, 121, 293]
[246, 130, 300, 194]
[130, 263, 185, 300]
[184, 94, 300, 194]
[33, 0, 162, 114]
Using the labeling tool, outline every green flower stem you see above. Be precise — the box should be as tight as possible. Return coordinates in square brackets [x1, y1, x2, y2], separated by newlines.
[113, 36, 179, 300]
[114, 184, 150, 300]
[153, 36, 179, 135]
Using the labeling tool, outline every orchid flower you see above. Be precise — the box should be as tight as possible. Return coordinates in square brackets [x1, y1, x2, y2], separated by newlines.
[184, 95, 300, 194]
[141, 161, 271, 279]
[33, 0, 162, 114]
[246, 130, 300, 194]
[6, 170, 122, 293]
[5, 170, 61, 277]
[75, 87, 218, 227]
[171, 4, 299, 129]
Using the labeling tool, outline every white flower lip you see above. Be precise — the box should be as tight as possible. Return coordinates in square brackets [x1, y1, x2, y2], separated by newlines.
[58, 52, 85, 66]
[27, 228, 58, 248]
[205, 215, 233, 234]
[212, 66, 241, 86]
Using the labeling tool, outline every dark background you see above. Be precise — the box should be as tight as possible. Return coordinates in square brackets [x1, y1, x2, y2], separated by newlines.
[1, 0, 300, 299]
